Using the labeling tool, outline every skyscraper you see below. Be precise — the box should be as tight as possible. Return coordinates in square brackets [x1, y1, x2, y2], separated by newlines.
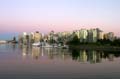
[79, 29, 88, 43]
[34, 31, 42, 43]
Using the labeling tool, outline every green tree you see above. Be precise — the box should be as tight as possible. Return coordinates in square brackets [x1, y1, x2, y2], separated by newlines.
[68, 35, 79, 45]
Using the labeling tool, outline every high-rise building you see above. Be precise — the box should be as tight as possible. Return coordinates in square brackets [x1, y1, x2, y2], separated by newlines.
[74, 30, 80, 39]
[34, 31, 42, 43]
[18, 34, 23, 44]
[79, 29, 88, 42]
[96, 28, 104, 40]
[29, 32, 34, 43]
[104, 32, 114, 41]
[87, 29, 97, 43]
[22, 32, 28, 45]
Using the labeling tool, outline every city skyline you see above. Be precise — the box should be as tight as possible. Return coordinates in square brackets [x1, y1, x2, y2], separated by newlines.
[0, 28, 116, 40]
[0, 0, 120, 39]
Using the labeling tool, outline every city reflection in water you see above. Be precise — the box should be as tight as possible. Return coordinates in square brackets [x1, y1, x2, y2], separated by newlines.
[71, 49, 120, 63]
[20, 45, 120, 64]
[21, 45, 71, 61]
[71, 49, 103, 63]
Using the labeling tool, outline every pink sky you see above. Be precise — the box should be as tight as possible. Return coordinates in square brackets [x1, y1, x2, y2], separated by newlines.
[0, 0, 120, 37]
[0, 18, 119, 36]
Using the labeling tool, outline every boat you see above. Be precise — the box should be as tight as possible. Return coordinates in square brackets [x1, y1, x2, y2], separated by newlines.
[32, 42, 41, 47]
[42, 43, 53, 48]
[62, 45, 69, 49]
[0, 40, 7, 44]
[57, 44, 69, 49]
[53, 44, 58, 48]
[32, 42, 69, 49]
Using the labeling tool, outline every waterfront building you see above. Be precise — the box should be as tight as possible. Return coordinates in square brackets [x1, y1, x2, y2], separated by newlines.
[98, 32, 104, 40]
[48, 31, 55, 43]
[74, 30, 80, 39]
[57, 31, 72, 44]
[18, 35, 23, 44]
[17, 28, 116, 45]
[103, 33, 108, 39]
[107, 32, 114, 41]
[56, 32, 64, 44]
[79, 29, 88, 43]
[34, 31, 42, 43]
[29, 32, 34, 44]
[92, 29, 97, 42]
[87, 29, 97, 43]
[0, 40, 7, 44]
[63, 31, 73, 43]
[96, 28, 104, 40]
[43, 34, 48, 43]
[53, 34, 59, 43]
[22, 32, 28, 45]
[104, 32, 114, 41]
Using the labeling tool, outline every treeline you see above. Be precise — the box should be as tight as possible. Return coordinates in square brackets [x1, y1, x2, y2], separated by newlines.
[97, 39, 120, 46]
[67, 35, 120, 46]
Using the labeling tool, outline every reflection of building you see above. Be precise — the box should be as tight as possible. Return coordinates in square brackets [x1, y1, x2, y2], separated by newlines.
[74, 30, 80, 39]
[71, 50, 103, 63]
[18, 35, 23, 44]
[32, 47, 40, 60]
[20, 44, 117, 63]
[60, 31, 72, 43]
[108, 54, 114, 61]
[79, 50, 87, 62]
[89, 50, 97, 63]
[94, 51, 102, 63]
[87, 50, 102, 63]
[22, 45, 29, 57]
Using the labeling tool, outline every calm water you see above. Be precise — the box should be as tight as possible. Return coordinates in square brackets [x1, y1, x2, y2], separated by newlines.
[0, 44, 120, 79]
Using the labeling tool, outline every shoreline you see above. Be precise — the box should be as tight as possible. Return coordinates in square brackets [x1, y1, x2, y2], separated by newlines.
[69, 45, 120, 51]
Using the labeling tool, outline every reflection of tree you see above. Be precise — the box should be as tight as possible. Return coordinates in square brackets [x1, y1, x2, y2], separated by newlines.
[88, 50, 101, 64]
[19, 45, 120, 62]
[71, 49, 80, 60]
[102, 51, 120, 61]
[70, 49, 120, 63]
[71, 49, 103, 63]
[96, 52, 102, 63]
[67, 35, 79, 45]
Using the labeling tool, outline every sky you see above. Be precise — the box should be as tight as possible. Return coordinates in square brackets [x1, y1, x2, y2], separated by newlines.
[0, 0, 120, 40]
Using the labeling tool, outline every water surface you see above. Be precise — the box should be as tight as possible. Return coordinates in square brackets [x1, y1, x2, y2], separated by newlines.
[0, 44, 120, 79]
